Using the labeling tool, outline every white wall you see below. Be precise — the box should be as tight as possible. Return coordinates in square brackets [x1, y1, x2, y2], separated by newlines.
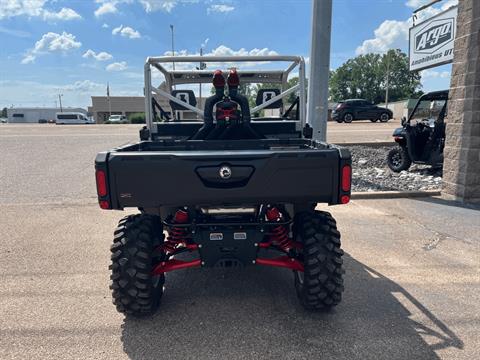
[7, 108, 86, 123]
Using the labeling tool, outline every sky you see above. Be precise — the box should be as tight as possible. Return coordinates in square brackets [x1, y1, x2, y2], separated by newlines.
[0, 0, 457, 109]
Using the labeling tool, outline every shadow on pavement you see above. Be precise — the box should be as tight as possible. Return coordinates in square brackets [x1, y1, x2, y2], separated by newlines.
[121, 254, 463, 360]
[415, 196, 480, 211]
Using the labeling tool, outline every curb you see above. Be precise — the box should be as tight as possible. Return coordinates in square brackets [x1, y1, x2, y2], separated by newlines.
[351, 189, 441, 199]
[334, 141, 396, 147]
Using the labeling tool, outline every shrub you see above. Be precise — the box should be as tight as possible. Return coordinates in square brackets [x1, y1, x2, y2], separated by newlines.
[129, 113, 146, 124]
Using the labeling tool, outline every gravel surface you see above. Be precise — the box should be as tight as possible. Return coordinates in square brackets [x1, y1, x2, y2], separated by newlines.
[349, 146, 443, 192]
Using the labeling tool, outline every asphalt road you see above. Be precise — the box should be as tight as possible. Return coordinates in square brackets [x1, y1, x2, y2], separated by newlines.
[0, 120, 400, 144]
[0, 124, 479, 360]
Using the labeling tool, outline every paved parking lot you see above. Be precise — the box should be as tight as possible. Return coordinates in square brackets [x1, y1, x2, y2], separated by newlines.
[0, 120, 399, 145]
[0, 124, 479, 360]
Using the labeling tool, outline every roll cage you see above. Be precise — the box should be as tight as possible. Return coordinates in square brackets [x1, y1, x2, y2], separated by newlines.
[144, 55, 307, 139]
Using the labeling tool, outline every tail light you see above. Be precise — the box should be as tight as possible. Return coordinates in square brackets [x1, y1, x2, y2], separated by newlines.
[95, 169, 110, 209]
[96, 169, 107, 197]
[339, 164, 351, 205]
[340, 195, 350, 204]
[341, 165, 351, 192]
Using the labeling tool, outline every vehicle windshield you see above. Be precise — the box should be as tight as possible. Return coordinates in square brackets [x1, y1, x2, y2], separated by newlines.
[410, 99, 447, 124]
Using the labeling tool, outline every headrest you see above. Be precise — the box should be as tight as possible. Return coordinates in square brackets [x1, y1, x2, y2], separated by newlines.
[170, 90, 197, 111]
[255, 89, 283, 109]
[227, 69, 239, 88]
[212, 70, 225, 89]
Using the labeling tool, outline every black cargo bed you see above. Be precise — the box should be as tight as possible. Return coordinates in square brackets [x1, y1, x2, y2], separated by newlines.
[96, 139, 350, 209]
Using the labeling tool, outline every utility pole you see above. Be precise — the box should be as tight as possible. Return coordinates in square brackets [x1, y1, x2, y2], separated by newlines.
[385, 51, 390, 109]
[197, 47, 207, 111]
[170, 25, 176, 71]
[58, 94, 63, 112]
[307, 0, 332, 142]
[170, 24, 176, 90]
[107, 82, 111, 120]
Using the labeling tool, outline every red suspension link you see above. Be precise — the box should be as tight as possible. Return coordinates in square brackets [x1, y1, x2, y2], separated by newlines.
[266, 207, 296, 253]
[163, 209, 190, 254]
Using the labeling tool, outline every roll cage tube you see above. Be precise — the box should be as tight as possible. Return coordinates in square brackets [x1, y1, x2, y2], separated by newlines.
[143, 55, 307, 139]
[407, 90, 449, 125]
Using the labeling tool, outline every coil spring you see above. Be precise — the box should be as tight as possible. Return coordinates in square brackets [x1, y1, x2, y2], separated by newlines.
[266, 207, 294, 253]
[164, 210, 189, 254]
[270, 224, 293, 253]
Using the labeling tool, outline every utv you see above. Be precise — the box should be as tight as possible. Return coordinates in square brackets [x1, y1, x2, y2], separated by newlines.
[95, 56, 351, 317]
[387, 90, 448, 172]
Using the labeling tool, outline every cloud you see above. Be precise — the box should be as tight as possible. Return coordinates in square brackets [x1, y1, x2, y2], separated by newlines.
[93, 0, 200, 16]
[0, 0, 81, 21]
[83, 49, 113, 61]
[21, 54, 36, 64]
[405, 0, 426, 8]
[112, 24, 141, 39]
[0, 25, 30, 37]
[201, 38, 209, 49]
[208, 45, 278, 57]
[106, 61, 127, 71]
[420, 69, 450, 78]
[0, 79, 108, 108]
[356, 20, 409, 55]
[207, 4, 234, 14]
[139, 0, 199, 13]
[159, 45, 279, 71]
[0, 0, 46, 18]
[63, 80, 104, 93]
[22, 31, 82, 64]
[94, 1, 118, 17]
[356, 0, 458, 55]
[43, 7, 82, 21]
[102, 23, 109, 28]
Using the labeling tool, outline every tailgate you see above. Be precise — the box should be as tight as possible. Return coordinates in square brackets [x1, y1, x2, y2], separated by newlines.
[101, 148, 344, 208]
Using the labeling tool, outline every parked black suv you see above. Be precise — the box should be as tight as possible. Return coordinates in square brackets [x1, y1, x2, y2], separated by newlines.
[332, 99, 393, 123]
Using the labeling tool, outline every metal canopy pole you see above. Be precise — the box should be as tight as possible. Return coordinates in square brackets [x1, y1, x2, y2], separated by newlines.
[307, 0, 332, 142]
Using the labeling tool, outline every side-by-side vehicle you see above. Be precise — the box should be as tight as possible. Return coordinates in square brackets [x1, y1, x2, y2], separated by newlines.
[95, 55, 351, 316]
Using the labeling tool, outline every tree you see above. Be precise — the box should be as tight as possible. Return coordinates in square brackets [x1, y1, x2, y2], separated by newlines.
[329, 49, 422, 103]
[1, 107, 6, 118]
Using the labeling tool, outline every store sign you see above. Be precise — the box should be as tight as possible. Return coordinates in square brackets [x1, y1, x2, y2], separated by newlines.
[409, 6, 458, 71]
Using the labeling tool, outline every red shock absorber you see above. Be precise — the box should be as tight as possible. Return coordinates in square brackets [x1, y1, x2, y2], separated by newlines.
[164, 209, 190, 254]
[266, 207, 295, 253]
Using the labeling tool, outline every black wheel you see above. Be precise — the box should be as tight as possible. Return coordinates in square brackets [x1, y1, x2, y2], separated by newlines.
[380, 112, 390, 122]
[336, 118, 344, 123]
[110, 214, 165, 317]
[343, 113, 353, 123]
[293, 210, 344, 311]
[387, 146, 412, 172]
[370, 118, 378, 123]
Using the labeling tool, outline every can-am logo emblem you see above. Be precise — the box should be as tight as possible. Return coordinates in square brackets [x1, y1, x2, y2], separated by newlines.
[219, 166, 232, 179]
[415, 18, 454, 54]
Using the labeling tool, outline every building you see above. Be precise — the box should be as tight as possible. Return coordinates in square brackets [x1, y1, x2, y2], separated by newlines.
[7, 107, 87, 123]
[90, 96, 151, 124]
[90, 95, 208, 124]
